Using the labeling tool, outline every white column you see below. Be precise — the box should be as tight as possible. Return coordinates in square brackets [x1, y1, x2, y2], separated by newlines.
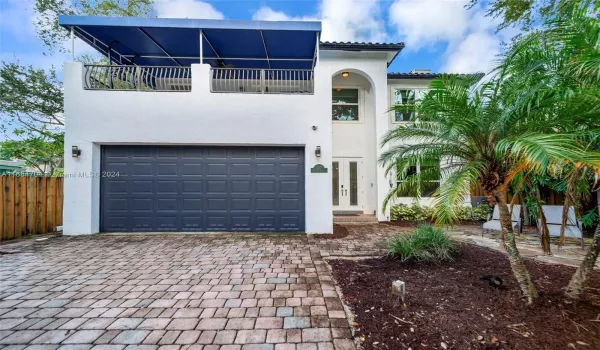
[70, 26, 75, 60]
[199, 30, 204, 64]
[373, 63, 391, 221]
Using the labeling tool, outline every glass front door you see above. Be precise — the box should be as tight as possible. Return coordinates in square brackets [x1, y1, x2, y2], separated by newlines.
[332, 158, 361, 211]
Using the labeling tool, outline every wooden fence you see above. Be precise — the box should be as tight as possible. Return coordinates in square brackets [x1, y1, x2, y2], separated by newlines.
[0, 176, 63, 241]
[470, 184, 566, 205]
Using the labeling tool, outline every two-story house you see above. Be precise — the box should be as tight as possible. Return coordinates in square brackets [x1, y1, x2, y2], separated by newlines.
[60, 15, 439, 235]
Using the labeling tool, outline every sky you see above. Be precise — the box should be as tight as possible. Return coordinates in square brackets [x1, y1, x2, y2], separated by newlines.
[0, 0, 518, 75]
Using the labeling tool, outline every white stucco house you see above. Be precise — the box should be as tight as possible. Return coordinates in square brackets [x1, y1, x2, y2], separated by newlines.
[60, 15, 442, 235]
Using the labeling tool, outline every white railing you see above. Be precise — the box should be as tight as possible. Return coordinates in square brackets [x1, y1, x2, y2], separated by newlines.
[84, 65, 191, 91]
[210, 68, 314, 94]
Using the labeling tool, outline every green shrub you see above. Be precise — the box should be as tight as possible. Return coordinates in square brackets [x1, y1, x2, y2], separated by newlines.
[390, 203, 490, 222]
[390, 203, 434, 221]
[388, 224, 458, 263]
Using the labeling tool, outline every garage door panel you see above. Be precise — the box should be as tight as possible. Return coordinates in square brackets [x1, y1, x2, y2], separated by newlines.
[206, 180, 227, 193]
[231, 180, 251, 193]
[256, 181, 276, 194]
[207, 148, 227, 158]
[157, 216, 178, 231]
[231, 163, 251, 176]
[281, 216, 303, 230]
[105, 198, 128, 211]
[256, 164, 276, 175]
[207, 198, 227, 211]
[182, 163, 202, 175]
[280, 164, 301, 176]
[157, 163, 178, 175]
[206, 216, 228, 230]
[182, 198, 202, 210]
[182, 180, 203, 193]
[132, 217, 153, 231]
[280, 181, 300, 194]
[207, 163, 227, 176]
[104, 179, 128, 193]
[132, 163, 154, 176]
[256, 216, 277, 230]
[101, 146, 304, 232]
[182, 216, 203, 231]
[231, 216, 252, 230]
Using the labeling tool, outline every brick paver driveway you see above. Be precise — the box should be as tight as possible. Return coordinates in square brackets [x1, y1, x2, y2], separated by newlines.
[0, 233, 365, 350]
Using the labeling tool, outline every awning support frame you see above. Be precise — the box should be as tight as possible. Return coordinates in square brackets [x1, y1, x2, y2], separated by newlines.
[138, 28, 182, 67]
[260, 31, 271, 70]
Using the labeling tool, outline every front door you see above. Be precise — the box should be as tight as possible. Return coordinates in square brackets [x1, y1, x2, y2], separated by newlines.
[332, 158, 362, 212]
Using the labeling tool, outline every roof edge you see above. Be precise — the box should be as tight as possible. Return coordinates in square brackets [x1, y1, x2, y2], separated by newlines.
[320, 41, 405, 52]
[58, 15, 322, 32]
[387, 72, 484, 79]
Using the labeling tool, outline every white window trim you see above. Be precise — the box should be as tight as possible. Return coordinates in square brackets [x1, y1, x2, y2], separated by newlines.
[332, 86, 364, 124]
[396, 161, 441, 198]
[389, 86, 428, 124]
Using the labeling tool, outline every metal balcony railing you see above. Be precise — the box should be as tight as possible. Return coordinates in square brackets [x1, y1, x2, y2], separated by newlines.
[210, 68, 314, 94]
[83, 65, 191, 91]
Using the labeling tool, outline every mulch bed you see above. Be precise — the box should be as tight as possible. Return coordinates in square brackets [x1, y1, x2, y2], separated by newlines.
[329, 244, 600, 350]
[312, 224, 349, 239]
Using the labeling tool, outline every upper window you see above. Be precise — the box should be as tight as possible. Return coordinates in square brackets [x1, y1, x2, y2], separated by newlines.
[392, 88, 424, 122]
[332, 88, 359, 121]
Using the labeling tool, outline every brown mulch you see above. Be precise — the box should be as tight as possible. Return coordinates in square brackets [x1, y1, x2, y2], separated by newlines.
[329, 244, 600, 350]
[312, 224, 349, 239]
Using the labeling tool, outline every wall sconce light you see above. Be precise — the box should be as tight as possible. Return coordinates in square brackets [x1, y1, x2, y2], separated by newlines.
[341, 72, 349, 77]
[335, 88, 342, 92]
[315, 146, 321, 158]
[72, 146, 81, 158]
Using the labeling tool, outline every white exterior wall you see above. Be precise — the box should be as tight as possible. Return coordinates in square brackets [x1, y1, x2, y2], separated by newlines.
[63, 62, 333, 235]
[318, 53, 390, 220]
[386, 78, 436, 206]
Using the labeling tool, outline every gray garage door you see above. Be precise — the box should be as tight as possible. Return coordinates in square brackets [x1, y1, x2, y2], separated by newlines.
[101, 146, 305, 232]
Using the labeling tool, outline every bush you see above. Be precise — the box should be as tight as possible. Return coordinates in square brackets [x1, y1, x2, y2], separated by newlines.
[390, 203, 490, 222]
[388, 224, 458, 263]
[390, 203, 434, 222]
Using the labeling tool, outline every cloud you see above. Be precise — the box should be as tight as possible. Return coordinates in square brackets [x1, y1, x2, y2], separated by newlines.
[442, 32, 501, 73]
[388, 0, 517, 74]
[389, 0, 470, 50]
[154, 0, 224, 19]
[253, 0, 387, 43]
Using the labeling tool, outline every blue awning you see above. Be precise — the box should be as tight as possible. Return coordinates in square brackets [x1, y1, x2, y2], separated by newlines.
[59, 16, 321, 69]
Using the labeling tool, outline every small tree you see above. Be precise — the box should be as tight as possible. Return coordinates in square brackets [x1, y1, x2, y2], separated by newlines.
[380, 74, 594, 304]
[0, 134, 64, 174]
[33, 0, 154, 53]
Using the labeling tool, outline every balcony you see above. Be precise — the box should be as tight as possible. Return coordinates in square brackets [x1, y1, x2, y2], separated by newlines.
[84, 65, 192, 91]
[210, 68, 314, 94]
[83, 65, 315, 94]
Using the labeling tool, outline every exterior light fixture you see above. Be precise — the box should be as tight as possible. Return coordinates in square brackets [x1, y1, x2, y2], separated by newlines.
[71, 146, 81, 158]
[315, 146, 321, 158]
[335, 88, 342, 92]
[341, 72, 349, 77]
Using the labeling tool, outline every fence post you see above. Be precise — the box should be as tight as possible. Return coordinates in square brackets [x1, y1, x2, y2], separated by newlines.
[260, 69, 265, 94]
[136, 66, 141, 91]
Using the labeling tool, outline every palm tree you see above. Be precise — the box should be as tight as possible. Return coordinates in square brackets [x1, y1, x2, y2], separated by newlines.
[499, 1, 600, 299]
[379, 74, 593, 304]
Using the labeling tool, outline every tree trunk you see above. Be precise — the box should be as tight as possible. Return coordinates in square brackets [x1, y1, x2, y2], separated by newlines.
[565, 223, 600, 299]
[523, 204, 531, 226]
[558, 199, 570, 248]
[535, 200, 552, 255]
[494, 189, 538, 304]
